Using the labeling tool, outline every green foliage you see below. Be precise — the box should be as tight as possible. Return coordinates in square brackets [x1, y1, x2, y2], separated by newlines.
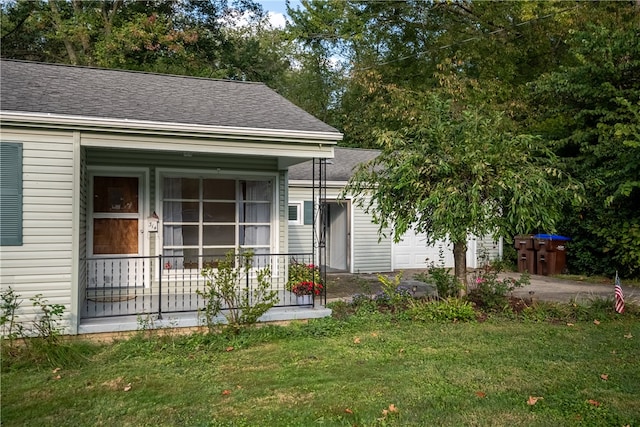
[406, 298, 477, 323]
[530, 8, 640, 277]
[345, 90, 583, 288]
[286, 261, 323, 295]
[1, 287, 24, 346]
[414, 251, 462, 299]
[1, 288, 90, 368]
[198, 251, 279, 333]
[467, 264, 530, 312]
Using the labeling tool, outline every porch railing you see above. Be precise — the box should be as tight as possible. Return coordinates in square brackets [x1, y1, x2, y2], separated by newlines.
[82, 253, 322, 320]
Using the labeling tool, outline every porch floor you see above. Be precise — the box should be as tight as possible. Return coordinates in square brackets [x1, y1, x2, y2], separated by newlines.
[78, 305, 331, 335]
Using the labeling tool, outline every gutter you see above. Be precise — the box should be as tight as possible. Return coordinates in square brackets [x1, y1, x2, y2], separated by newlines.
[0, 111, 343, 144]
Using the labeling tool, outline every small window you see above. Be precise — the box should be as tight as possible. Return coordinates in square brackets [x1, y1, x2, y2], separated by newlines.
[0, 142, 23, 246]
[288, 202, 302, 225]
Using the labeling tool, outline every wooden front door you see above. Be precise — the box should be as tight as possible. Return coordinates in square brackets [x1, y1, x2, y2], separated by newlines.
[89, 173, 144, 287]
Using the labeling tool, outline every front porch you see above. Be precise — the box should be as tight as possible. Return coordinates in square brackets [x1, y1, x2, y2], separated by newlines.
[80, 252, 330, 333]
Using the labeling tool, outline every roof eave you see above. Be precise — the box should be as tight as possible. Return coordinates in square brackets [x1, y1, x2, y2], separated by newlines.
[0, 111, 343, 144]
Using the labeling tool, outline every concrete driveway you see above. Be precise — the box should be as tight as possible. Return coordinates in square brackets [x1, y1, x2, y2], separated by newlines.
[503, 273, 640, 305]
[326, 270, 639, 305]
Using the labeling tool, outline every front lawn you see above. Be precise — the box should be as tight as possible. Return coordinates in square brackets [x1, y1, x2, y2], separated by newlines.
[2, 312, 639, 426]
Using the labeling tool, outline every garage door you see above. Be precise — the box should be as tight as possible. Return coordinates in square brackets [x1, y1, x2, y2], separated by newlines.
[392, 229, 454, 270]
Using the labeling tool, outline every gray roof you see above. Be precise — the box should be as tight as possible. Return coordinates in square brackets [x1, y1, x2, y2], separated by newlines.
[0, 59, 339, 134]
[289, 147, 379, 181]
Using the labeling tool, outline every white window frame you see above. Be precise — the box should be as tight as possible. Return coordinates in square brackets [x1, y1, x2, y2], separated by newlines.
[157, 168, 278, 271]
[288, 201, 303, 226]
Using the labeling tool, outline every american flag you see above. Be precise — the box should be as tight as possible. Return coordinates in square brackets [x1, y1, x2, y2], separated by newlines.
[614, 271, 625, 314]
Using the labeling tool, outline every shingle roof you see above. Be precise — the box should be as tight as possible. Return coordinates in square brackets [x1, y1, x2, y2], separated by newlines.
[289, 147, 380, 181]
[0, 59, 340, 134]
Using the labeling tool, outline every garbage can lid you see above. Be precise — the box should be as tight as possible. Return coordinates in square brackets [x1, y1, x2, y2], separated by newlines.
[533, 234, 571, 241]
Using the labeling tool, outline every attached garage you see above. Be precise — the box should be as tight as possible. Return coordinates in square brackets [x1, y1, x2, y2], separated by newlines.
[289, 147, 504, 273]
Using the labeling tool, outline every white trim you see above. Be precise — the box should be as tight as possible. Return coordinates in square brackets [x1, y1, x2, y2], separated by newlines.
[155, 168, 280, 262]
[86, 167, 150, 259]
[69, 131, 81, 335]
[0, 112, 343, 142]
[288, 201, 303, 225]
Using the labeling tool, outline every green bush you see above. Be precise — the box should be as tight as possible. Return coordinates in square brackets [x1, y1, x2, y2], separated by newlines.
[467, 263, 529, 311]
[407, 298, 476, 323]
[198, 251, 279, 333]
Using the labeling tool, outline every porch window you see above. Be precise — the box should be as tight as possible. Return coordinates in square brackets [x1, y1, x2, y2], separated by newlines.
[162, 177, 272, 269]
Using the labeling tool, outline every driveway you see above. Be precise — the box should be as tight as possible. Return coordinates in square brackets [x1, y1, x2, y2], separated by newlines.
[506, 273, 640, 305]
[326, 270, 640, 305]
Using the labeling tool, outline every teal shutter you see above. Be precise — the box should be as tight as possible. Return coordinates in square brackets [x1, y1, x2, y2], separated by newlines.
[0, 143, 23, 246]
[303, 201, 313, 225]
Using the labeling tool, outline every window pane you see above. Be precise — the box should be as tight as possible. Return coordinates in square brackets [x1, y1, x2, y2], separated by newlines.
[94, 219, 138, 254]
[288, 205, 298, 221]
[164, 201, 199, 222]
[164, 225, 199, 246]
[241, 180, 271, 201]
[203, 225, 235, 245]
[164, 177, 199, 199]
[240, 225, 270, 245]
[203, 202, 235, 222]
[94, 176, 139, 213]
[203, 179, 235, 200]
[203, 248, 233, 268]
[240, 202, 270, 222]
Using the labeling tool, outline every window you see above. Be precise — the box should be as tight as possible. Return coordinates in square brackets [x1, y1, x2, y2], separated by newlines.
[0, 142, 23, 246]
[288, 202, 302, 225]
[162, 176, 273, 269]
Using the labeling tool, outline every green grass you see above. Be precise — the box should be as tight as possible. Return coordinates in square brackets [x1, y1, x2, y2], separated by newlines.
[2, 315, 640, 426]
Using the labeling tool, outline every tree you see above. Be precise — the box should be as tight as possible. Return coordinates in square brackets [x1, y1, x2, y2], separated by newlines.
[530, 4, 640, 277]
[345, 84, 582, 291]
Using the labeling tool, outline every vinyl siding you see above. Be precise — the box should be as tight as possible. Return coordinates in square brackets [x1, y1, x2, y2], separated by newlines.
[0, 129, 75, 331]
[287, 186, 314, 255]
[288, 183, 393, 273]
[352, 196, 393, 273]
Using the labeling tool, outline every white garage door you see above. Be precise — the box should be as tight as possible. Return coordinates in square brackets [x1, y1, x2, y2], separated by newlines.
[392, 230, 454, 270]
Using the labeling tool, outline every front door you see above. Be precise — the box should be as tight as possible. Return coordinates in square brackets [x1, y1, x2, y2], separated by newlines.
[88, 172, 145, 288]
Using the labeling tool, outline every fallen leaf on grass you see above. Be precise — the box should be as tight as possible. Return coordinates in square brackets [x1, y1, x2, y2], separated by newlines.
[123, 383, 132, 392]
[624, 333, 633, 339]
[600, 374, 608, 381]
[344, 408, 353, 414]
[353, 337, 361, 344]
[475, 391, 486, 398]
[225, 346, 234, 352]
[52, 367, 61, 373]
[222, 389, 231, 396]
[587, 399, 600, 407]
[566, 323, 574, 327]
[593, 319, 601, 325]
[54, 375, 61, 380]
[527, 396, 544, 406]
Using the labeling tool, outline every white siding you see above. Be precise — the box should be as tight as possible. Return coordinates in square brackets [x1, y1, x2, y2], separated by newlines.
[0, 129, 76, 332]
[352, 197, 393, 273]
[287, 186, 314, 255]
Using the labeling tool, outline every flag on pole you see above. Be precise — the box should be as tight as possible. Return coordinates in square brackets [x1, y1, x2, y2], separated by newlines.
[614, 271, 625, 314]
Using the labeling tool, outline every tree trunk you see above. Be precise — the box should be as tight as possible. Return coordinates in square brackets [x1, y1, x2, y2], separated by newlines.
[453, 240, 468, 296]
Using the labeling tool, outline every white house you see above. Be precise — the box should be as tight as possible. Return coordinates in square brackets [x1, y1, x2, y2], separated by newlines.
[0, 60, 342, 335]
[288, 147, 503, 274]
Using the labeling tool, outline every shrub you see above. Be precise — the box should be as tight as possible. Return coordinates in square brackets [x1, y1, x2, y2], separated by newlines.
[407, 298, 476, 323]
[199, 251, 279, 333]
[467, 263, 530, 311]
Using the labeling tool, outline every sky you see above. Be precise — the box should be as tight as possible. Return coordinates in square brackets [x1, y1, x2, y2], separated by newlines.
[257, 0, 303, 28]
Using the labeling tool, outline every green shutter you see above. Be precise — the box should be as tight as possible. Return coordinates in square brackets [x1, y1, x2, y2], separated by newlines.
[0, 142, 23, 246]
[303, 201, 313, 225]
